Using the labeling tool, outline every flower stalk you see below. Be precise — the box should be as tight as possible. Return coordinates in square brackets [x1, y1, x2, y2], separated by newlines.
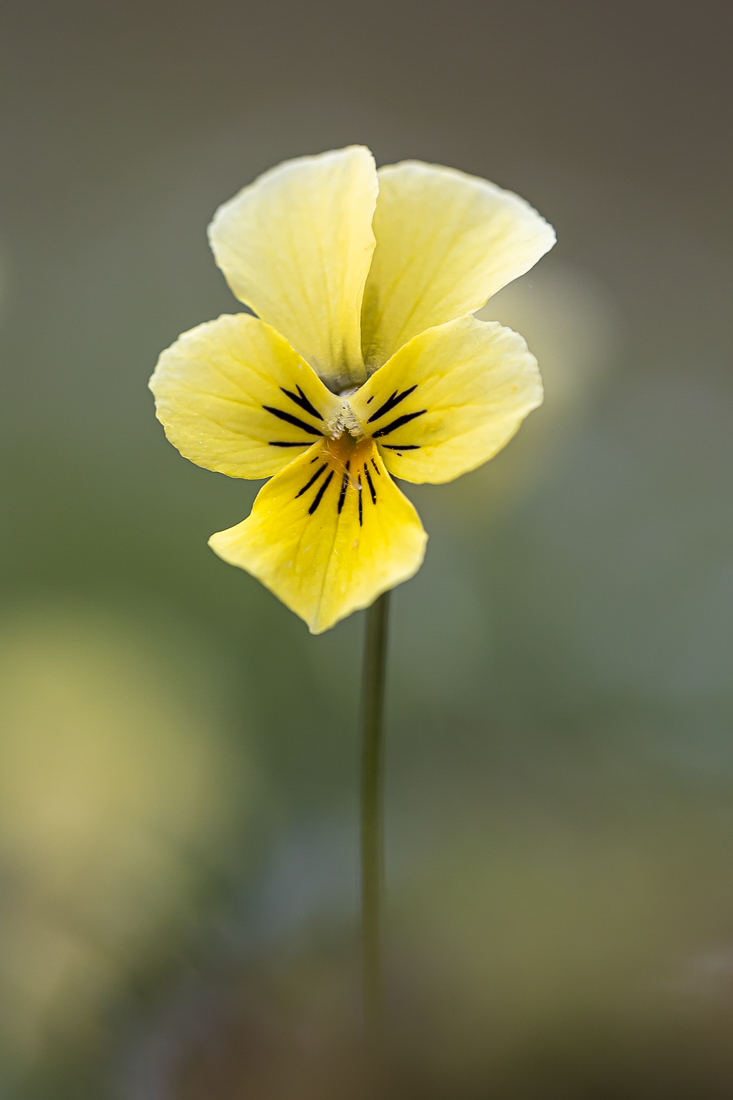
[360, 590, 390, 1058]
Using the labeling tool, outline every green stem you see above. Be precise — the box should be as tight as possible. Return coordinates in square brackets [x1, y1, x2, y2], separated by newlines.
[360, 589, 390, 1061]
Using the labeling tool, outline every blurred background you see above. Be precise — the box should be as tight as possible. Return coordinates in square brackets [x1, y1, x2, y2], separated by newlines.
[1, 0, 732, 1096]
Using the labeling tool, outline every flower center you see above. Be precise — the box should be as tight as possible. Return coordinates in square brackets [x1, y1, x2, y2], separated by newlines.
[291, 432, 381, 527]
[323, 432, 372, 479]
[332, 397, 365, 441]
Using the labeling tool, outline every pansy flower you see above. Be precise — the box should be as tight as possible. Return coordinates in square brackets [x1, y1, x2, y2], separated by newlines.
[150, 146, 554, 632]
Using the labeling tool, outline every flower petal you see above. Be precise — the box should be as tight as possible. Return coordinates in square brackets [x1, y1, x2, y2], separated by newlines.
[360, 161, 555, 371]
[208, 146, 378, 392]
[149, 313, 343, 479]
[209, 437, 427, 633]
[349, 316, 543, 484]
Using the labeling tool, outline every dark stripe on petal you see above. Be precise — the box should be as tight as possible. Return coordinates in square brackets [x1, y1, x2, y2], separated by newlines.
[364, 464, 377, 504]
[308, 470, 334, 515]
[296, 464, 326, 498]
[337, 460, 350, 514]
[367, 384, 418, 423]
[269, 441, 314, 447]
[280, 385, 323, 420]
[358, 476, 363, 526]
[263, 406, 323, 435]
[367, 395, 374, 404]
[367, 389, 395, 420]
[372, 410, 426, 437]
[381, 444, 421, 451]
[371, 457, 381, 476]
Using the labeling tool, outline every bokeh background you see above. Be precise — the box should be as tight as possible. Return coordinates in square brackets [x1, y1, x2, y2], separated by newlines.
[1, 1, 732, 1096]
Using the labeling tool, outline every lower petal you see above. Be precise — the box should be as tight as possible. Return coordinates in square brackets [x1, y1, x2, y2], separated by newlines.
[209, 437, 427, 633]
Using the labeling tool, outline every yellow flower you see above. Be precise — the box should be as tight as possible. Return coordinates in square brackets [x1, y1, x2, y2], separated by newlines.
[150, 147, 554, 633]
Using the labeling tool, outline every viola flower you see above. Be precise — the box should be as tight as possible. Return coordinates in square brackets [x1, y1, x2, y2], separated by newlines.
[150, 147, 554, 633]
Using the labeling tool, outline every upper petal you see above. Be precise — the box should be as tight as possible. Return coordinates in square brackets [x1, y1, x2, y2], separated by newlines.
[360, 161, 555, 372]
[349, 315, 543, 484]
[209, 436, 427, 633]
[208, 146, 378, 392]
[149, 313, 343, 479]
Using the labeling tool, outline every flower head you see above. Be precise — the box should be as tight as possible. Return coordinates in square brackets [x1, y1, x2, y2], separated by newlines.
[150, 147, 554, 632]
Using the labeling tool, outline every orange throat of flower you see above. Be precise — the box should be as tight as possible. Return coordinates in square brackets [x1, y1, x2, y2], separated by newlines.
[322, 433, 374, 487]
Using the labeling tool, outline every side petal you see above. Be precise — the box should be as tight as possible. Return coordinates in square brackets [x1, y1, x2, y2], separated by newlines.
[349, 316, 543, 484]
[208, 146, 378, 392]
[209, 438, 427, 634]
[149, 313, 343, 479]
[361, 161, 555, 371]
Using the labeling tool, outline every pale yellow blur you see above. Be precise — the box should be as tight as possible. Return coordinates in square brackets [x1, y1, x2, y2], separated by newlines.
[440, 259, 622, 513]
[0, 602, 253, 1071]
